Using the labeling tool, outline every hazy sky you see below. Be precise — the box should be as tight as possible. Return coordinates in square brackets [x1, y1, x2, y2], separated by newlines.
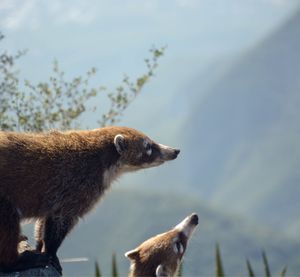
[0, 0, 298, 132]
[1, 0, 298, 83]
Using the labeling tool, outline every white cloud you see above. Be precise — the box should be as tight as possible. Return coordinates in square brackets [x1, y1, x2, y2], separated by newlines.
[0, 0, 98, 31]
[0, 0, 17, 10]
[46, 1, 96, 25]
[0, 0, 168, 30]
[266, 0, 292, 5]
[176, 0, 201, 7]
[1, 0, 37, 30]
[0, 0, 295, 33]
[63, 8, 95, 24]
[0, 0, 186, 31]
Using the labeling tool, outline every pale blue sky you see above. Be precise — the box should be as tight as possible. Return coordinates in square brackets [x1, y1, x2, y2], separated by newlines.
[1, 0, 298, 83]
[0, 0, 298, 148]
[0, 0, 298, 136]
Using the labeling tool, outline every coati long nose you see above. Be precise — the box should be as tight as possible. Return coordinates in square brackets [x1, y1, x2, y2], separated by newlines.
[174, 213, 199, 238]
[190, 213, 199, 225]
[158, 144, 180, 161]
[171, 149, 180, 159]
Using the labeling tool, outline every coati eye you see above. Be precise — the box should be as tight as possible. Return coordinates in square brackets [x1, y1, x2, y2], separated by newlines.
[173, 241, 184, 254]
[146, 146, 152, 156]
[143, 140, 152, 156]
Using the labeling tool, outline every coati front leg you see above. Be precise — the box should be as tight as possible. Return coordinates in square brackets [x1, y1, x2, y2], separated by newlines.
[35, 218, 46, 252]
[0, 196, 48, 272]
[0, 196, 20, 269]
[42, 215, 78, 274]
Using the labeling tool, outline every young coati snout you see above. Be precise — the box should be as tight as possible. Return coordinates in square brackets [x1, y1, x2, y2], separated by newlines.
[125, 213, 198, 277]
[0, 126, 180, 274]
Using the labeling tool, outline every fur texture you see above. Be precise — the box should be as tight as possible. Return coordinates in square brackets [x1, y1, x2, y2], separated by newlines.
[0, 126, 179, 272]
[125, 213, 198, 277]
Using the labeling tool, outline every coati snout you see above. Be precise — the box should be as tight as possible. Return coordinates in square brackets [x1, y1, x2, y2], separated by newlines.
[157, 144, 180, 161]
[125, 213, 198, 277]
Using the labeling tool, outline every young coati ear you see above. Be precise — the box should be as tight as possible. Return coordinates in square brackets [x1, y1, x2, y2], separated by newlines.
[124, 248, 139, 260]
[156, 264, 171, 277]
[114, 134, 127, 154]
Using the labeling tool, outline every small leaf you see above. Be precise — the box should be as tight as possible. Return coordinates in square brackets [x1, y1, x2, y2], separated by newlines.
[280, 266, 287, 277]
[262, 250, 271, 277]
[95, 261, 101, 277]
[215, 243, 225, 277]
[246, 259, 255, 277]
[177, 261, 183, 277]
[112, 252, 118, 277]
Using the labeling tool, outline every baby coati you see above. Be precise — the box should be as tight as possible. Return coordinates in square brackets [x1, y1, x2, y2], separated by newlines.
[125, 213, 198, 277]
[0, 126, 180, 273]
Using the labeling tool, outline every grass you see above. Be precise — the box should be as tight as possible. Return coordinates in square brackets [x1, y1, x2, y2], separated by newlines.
[95, 245, 289, 277]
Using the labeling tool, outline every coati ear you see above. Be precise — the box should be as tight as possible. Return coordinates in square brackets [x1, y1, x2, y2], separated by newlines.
[124, 248, 139, 260]
[114, 134, 127, 154]
[156, 264, 171, 277]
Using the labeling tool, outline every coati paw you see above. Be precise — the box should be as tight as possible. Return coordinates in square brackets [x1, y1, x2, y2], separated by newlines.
[49, 255, 62, 275]
[18, 235, 29, 242]
[0, 251, 50, 273]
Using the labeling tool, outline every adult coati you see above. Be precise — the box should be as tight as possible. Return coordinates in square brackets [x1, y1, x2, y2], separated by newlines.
[0, 126, 180, 273]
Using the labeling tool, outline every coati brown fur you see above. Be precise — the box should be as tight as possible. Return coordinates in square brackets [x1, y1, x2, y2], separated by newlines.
[0, 126, 180, 273]
[125, 213, 198, 277]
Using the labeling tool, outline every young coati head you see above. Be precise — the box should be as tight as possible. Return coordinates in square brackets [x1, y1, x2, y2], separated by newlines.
[125, 213, 198, 277]
[111, 127, 180, 171]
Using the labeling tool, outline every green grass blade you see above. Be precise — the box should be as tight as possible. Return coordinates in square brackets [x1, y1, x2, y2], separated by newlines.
[95, 261, 101, 277]
[215, 243, 225, 277]
[262, 250, 271, 277]
[246, 259, 255, 277]
[280, 266, 287, 277]
[112, 252, 119, 277]
[177, 261, 183, 277]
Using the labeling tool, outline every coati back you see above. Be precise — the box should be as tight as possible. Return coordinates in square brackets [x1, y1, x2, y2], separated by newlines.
[0, 126, 180, 273]
[125, 213, 198, 277]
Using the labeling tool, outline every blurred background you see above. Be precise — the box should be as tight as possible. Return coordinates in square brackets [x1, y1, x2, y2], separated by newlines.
[1, 0, 300, 275]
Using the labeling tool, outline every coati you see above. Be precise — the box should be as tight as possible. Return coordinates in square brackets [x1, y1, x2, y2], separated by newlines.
[0, 126, 180, 273]
[125, 213, 198, 277]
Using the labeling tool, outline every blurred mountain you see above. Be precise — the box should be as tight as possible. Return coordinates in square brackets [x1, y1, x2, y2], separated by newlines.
[184, 8, 300, 237]
[23, 188, 300, 276]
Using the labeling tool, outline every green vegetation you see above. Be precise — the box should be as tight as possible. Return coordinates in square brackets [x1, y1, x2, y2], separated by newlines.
[95, 246, 289, 277]
[111, 253, 119, 277]
[215, 243, 225, 277]
[215, 246, 288, 277]
[177, 262, 183, 277]
[94, 256, 118, 277]
[246, 259, 255, 277]
[0, 31, 164, 131]
[94, 261, 101, 277]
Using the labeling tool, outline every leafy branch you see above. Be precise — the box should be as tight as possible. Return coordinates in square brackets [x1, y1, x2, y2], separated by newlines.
[0, 31, 165, 131]
[100, 46, 165, 126]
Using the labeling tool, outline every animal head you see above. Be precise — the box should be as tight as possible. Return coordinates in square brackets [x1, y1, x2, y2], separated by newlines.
[108, 126, 180, 171]
[125, 213, 198, 277]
